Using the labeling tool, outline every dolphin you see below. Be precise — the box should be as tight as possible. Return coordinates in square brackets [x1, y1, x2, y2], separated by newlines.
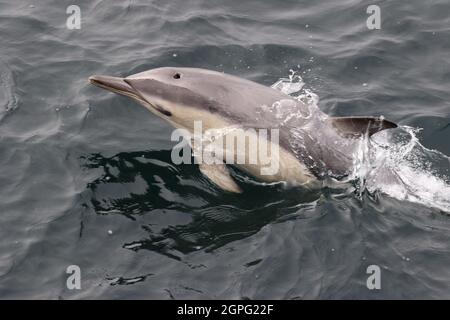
[89, 67, 397, 192]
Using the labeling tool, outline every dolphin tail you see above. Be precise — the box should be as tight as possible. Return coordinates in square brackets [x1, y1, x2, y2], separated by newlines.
[328, 116, 397, 137]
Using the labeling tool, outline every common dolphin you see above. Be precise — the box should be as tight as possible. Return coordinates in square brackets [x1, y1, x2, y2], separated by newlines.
[89, 67, 396, 192]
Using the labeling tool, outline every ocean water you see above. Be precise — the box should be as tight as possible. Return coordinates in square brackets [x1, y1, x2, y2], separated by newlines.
[0, 0, 450, 299]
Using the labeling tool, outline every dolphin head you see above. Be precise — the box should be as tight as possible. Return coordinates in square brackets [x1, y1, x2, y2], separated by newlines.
[89, 67, 245, 132]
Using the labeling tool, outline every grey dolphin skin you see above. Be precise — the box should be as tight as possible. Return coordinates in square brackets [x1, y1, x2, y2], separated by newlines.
[89, 67, 397, 192]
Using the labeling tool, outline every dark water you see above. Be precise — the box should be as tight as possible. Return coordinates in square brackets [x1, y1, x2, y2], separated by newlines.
[1, 0, 450, 299]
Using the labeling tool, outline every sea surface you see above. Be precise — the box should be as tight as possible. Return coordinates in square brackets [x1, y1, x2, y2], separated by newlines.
[0, 0, 450, 299]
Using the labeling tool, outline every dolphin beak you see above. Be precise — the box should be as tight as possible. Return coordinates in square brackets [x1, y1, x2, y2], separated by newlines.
[89, 75, 145, 102]
[89, 75, 173, 117]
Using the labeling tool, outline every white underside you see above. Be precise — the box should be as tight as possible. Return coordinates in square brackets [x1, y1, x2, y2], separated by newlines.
[140, 100, 318, 189]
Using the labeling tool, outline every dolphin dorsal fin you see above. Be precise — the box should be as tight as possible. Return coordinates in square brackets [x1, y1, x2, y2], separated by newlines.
[328, 116, 397, 137]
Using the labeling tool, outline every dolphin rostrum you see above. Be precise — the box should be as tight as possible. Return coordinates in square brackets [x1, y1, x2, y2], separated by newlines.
[89, 67, 397, 193]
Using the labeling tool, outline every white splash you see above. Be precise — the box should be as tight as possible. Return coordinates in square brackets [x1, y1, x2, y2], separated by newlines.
[272, 69, 450, 212]
[267, 70, 323, 125]
[354, 127, 450, 212]
[271, 69, 305, 95]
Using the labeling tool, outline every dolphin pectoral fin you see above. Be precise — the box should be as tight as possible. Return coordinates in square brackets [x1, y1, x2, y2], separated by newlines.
[328, 116, 397, 137]
[199, 163, 242, 193]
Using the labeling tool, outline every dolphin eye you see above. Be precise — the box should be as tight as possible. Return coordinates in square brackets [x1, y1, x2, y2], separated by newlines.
[173, 73, 181, 79]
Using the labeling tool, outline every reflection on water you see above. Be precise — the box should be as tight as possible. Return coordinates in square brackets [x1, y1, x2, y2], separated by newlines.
[82, 149, 322, 259]
[75, 146, 450, 299]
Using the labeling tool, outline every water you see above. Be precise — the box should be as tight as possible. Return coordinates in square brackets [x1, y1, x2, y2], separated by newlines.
[276, 73, 450, 212]
[1, 0, 450, 299]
